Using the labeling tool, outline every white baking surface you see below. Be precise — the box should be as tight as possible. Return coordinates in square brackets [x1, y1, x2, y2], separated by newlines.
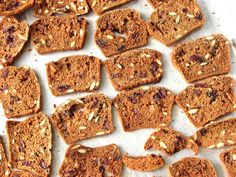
[1, 0, 236, 176]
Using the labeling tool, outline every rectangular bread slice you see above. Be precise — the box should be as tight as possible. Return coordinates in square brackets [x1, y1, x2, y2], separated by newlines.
[104, 49, 163, 91]
[114, 86, 175, 131]
[31, 15, 87, 54]
[50, 94, 114, 144]
[219, 148, 236, 177]
[0, 137, 10, 177]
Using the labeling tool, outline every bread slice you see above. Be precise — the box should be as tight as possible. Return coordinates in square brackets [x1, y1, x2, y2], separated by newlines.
[95, 9, 148, 57]
[175, 76, 236, 127]
[0, 66, 41, 118]
[171, 34, 230, 82]
[0, 137, 10, 177]
[6, 112, 52, 176]
[147, 0, 205, 46]
[0, 17, 29, 67]
[122, 153, 164, 171]
[59, 144, 122, 177]
[114, 86, 175, 131]
[50, 94, 114, 144]
[31, 16, 87, 54]
[219, 148, 236, 177]
[10, 171, 40, 177]
[104, 49, 163, 91]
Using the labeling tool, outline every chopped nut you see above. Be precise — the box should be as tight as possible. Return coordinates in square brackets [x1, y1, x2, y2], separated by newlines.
[107, 35, 113, 40]
[211, 40, 216, 46]
[175, 15, 180, 24]
[208, 144, 216, 149]
[70, 41, 75, 47]
[96, 132, 106, 135]
[187, 14, 194, 18]
[79, 126, 87, 130]
[141, 86, 150, 90]
[159, 142, 167, 149]
[193, 133, 197, 141]
[70, 2, 77, 11]
[151, 135, 156, 140]
[65, 5, 70, 9]
[216, 142, 224, 148]
[117, 64, 123, 69]
[78, 149, 86, 153]
[175, 34, 182, 39]
[169, 12, 177, 16]
[219, 130, 225, 137]
[89, 81, 96, 90]
[232, 154, 236, 160]
[227, 140, 235, 144]
[163, 112, 168, 116]
[76, 99, 84, 104]
[188, 108, 198, 114]
[146, 54, 151, 58]
[156, 59, 162, 65]
[197, 71, 202, 75]
[200, 62, 208, 66]
[94, 116, 99, 122]
[88, 112, 95, 121]
[205, 54, 211, 59]
[206, 36, 214, 40]
[80, 29, 84, 36]
[66, 89, 75, 93]
[92, 0, 97, 6]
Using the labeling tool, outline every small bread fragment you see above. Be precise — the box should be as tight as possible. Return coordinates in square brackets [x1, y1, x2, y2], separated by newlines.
[193, 118, 236, 149]
[171, 34, 230, 82]
[0, 0, 34, 16]
[219, 148, 236, 177]
[34, 0, 89, 17]
[0, 137, 11, 177]
[104, 49, 163, 91]
[0, 17, 29, 67]
[147, 0, 205, 46]
[50, 94, 114, 144]
[95, 9, 148, 57]
[46, 55, 101, 96]
[144, 127, 198, 155]
[168, 157, 217, 177]
[175, 76, 236, 127]
[122, 153, 164, 171]
[10, 171, 40, 177]
[59, 144, 122, 177]
[31, 16, 87, 54]
[6, 112, 52, 176]
[114, 86, 175, 131]
[0, 66, 41, 119]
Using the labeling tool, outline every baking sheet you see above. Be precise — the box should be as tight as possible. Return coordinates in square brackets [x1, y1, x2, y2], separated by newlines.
[1, 0, 236, 176]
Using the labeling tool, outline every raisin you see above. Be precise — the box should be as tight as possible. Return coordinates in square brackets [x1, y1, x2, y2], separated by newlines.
[22, 161, 32, 167]
[114, 155, 121, 161]
[90, 99, 99, 109]
[57, 85, 70, 92]
[6, 35, 14, 45]
[63, 169, 78, 177]
[64, 104, 79, 117]
[182, 8, 188, 13]
[39, 159, 48, 170]
[194, 83, 208, 88]
[117, 45, 126, 51]
[153, 89, 167, 103]
[224, 152, 232, 165]
[1, 68, 9, 79]
[112, 73, 122, 78]
[189, 55, 205, 63]
[99, 165, 105, 173]
[128, 92, 142, 104]
[3, 26, 15, 34]
[149, 61, 159, 73]
[207, 90, 218, 104]
[96, 39, 107, 48]
[107, 22, 115, 31]
[195, 13, 203, 20]
[193, 89, 201, 96]
[200, 128, 206, 136]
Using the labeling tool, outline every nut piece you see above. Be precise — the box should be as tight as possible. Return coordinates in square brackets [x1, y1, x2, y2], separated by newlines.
[159, 142, 167, 149]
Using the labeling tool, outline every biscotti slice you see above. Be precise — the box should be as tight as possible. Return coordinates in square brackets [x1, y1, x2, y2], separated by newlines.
[144, 127, 198, 155]
[59, 144, 122, 177]
[0, 137, 11, 177]
[6, 112, 52, 176]
[193, 118, 236, 149]
[0, 0, 34, 16]
[114, 86, 175, 131]
[104, 49, 163, 91]
[50, 94, 114, 144]
[168, 157, 217, 177]
[87, 0, 132, 15]
[122, 153, 164, 171]
[171, 34, 230, 82]
[10, 171, 40, 177]
[0, 17, 29, 67]
[147, 0, 205, 46]
[219, 148, 236, 177]
[34, 0, 89, 17]
[175, 76, 236, 127]
[0, 66, 41, 118]
[31, 16, 87, 54]
[46, 55, 101, 96]
[95, 9, 148, 57]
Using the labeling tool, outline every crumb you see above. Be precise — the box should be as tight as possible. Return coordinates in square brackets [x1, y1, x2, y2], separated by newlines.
[53, 104, 57, 108]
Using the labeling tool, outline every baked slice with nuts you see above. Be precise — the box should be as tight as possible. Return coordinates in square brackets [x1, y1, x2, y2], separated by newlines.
[0, 0, 34, 16]
[34, 0, 89, 17]
[50, 94, 114, 144]
[193, 118, 236, 149]
[122, 153, 164, 171]
[171, 34, 230, 82]
[0, 66, 41, 118]
[168, 157, 217, 177]
[104, 49, 163, 91]
[113, 86, 175, 131]
[6, 112, 52, 177]
[59, 144, 122, 177]
[147, 0, 205, 46]
[176, 76, 236, 127]
[0, 137, 10, 177]
[46, 55, 101, 96]
[144, 127, 198, 155]
[0, 17, 29, 67]
[219, 147, 236, 177]
[95, 9, 148, 57]
[31, 16, 87, 54]
[10, 171, 41, 177]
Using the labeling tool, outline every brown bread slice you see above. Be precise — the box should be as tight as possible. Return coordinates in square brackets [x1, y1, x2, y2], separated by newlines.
[6, 112, 52, 177]
[0, 137, 11, 177]
[46, 55, 101, 96]
[114, 86, 175, 131]
[87, 0, 132, 15]
[0, 17, 29, 67]
[59, 144, 122, 177]
[144, 127, 198, 155]
[147, 0, 205, 46]
[104, 49, 163, 91]
[0, 0, 34, 16]
[31, 16, 87, 54]
[0, 66, 41, 119]
[193, 118, 236, 149]
[50, 94, 114, 144]
[168, 157, 217, 177]
[122, 153, 164, 171]
[219, 148, 236, 177]
[175, 76, 236, 127]
[34, 0, 89, 17]
[171, 34, 230, 82]
[10, 171, 40, 177]
[95, 9, 148, 57]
